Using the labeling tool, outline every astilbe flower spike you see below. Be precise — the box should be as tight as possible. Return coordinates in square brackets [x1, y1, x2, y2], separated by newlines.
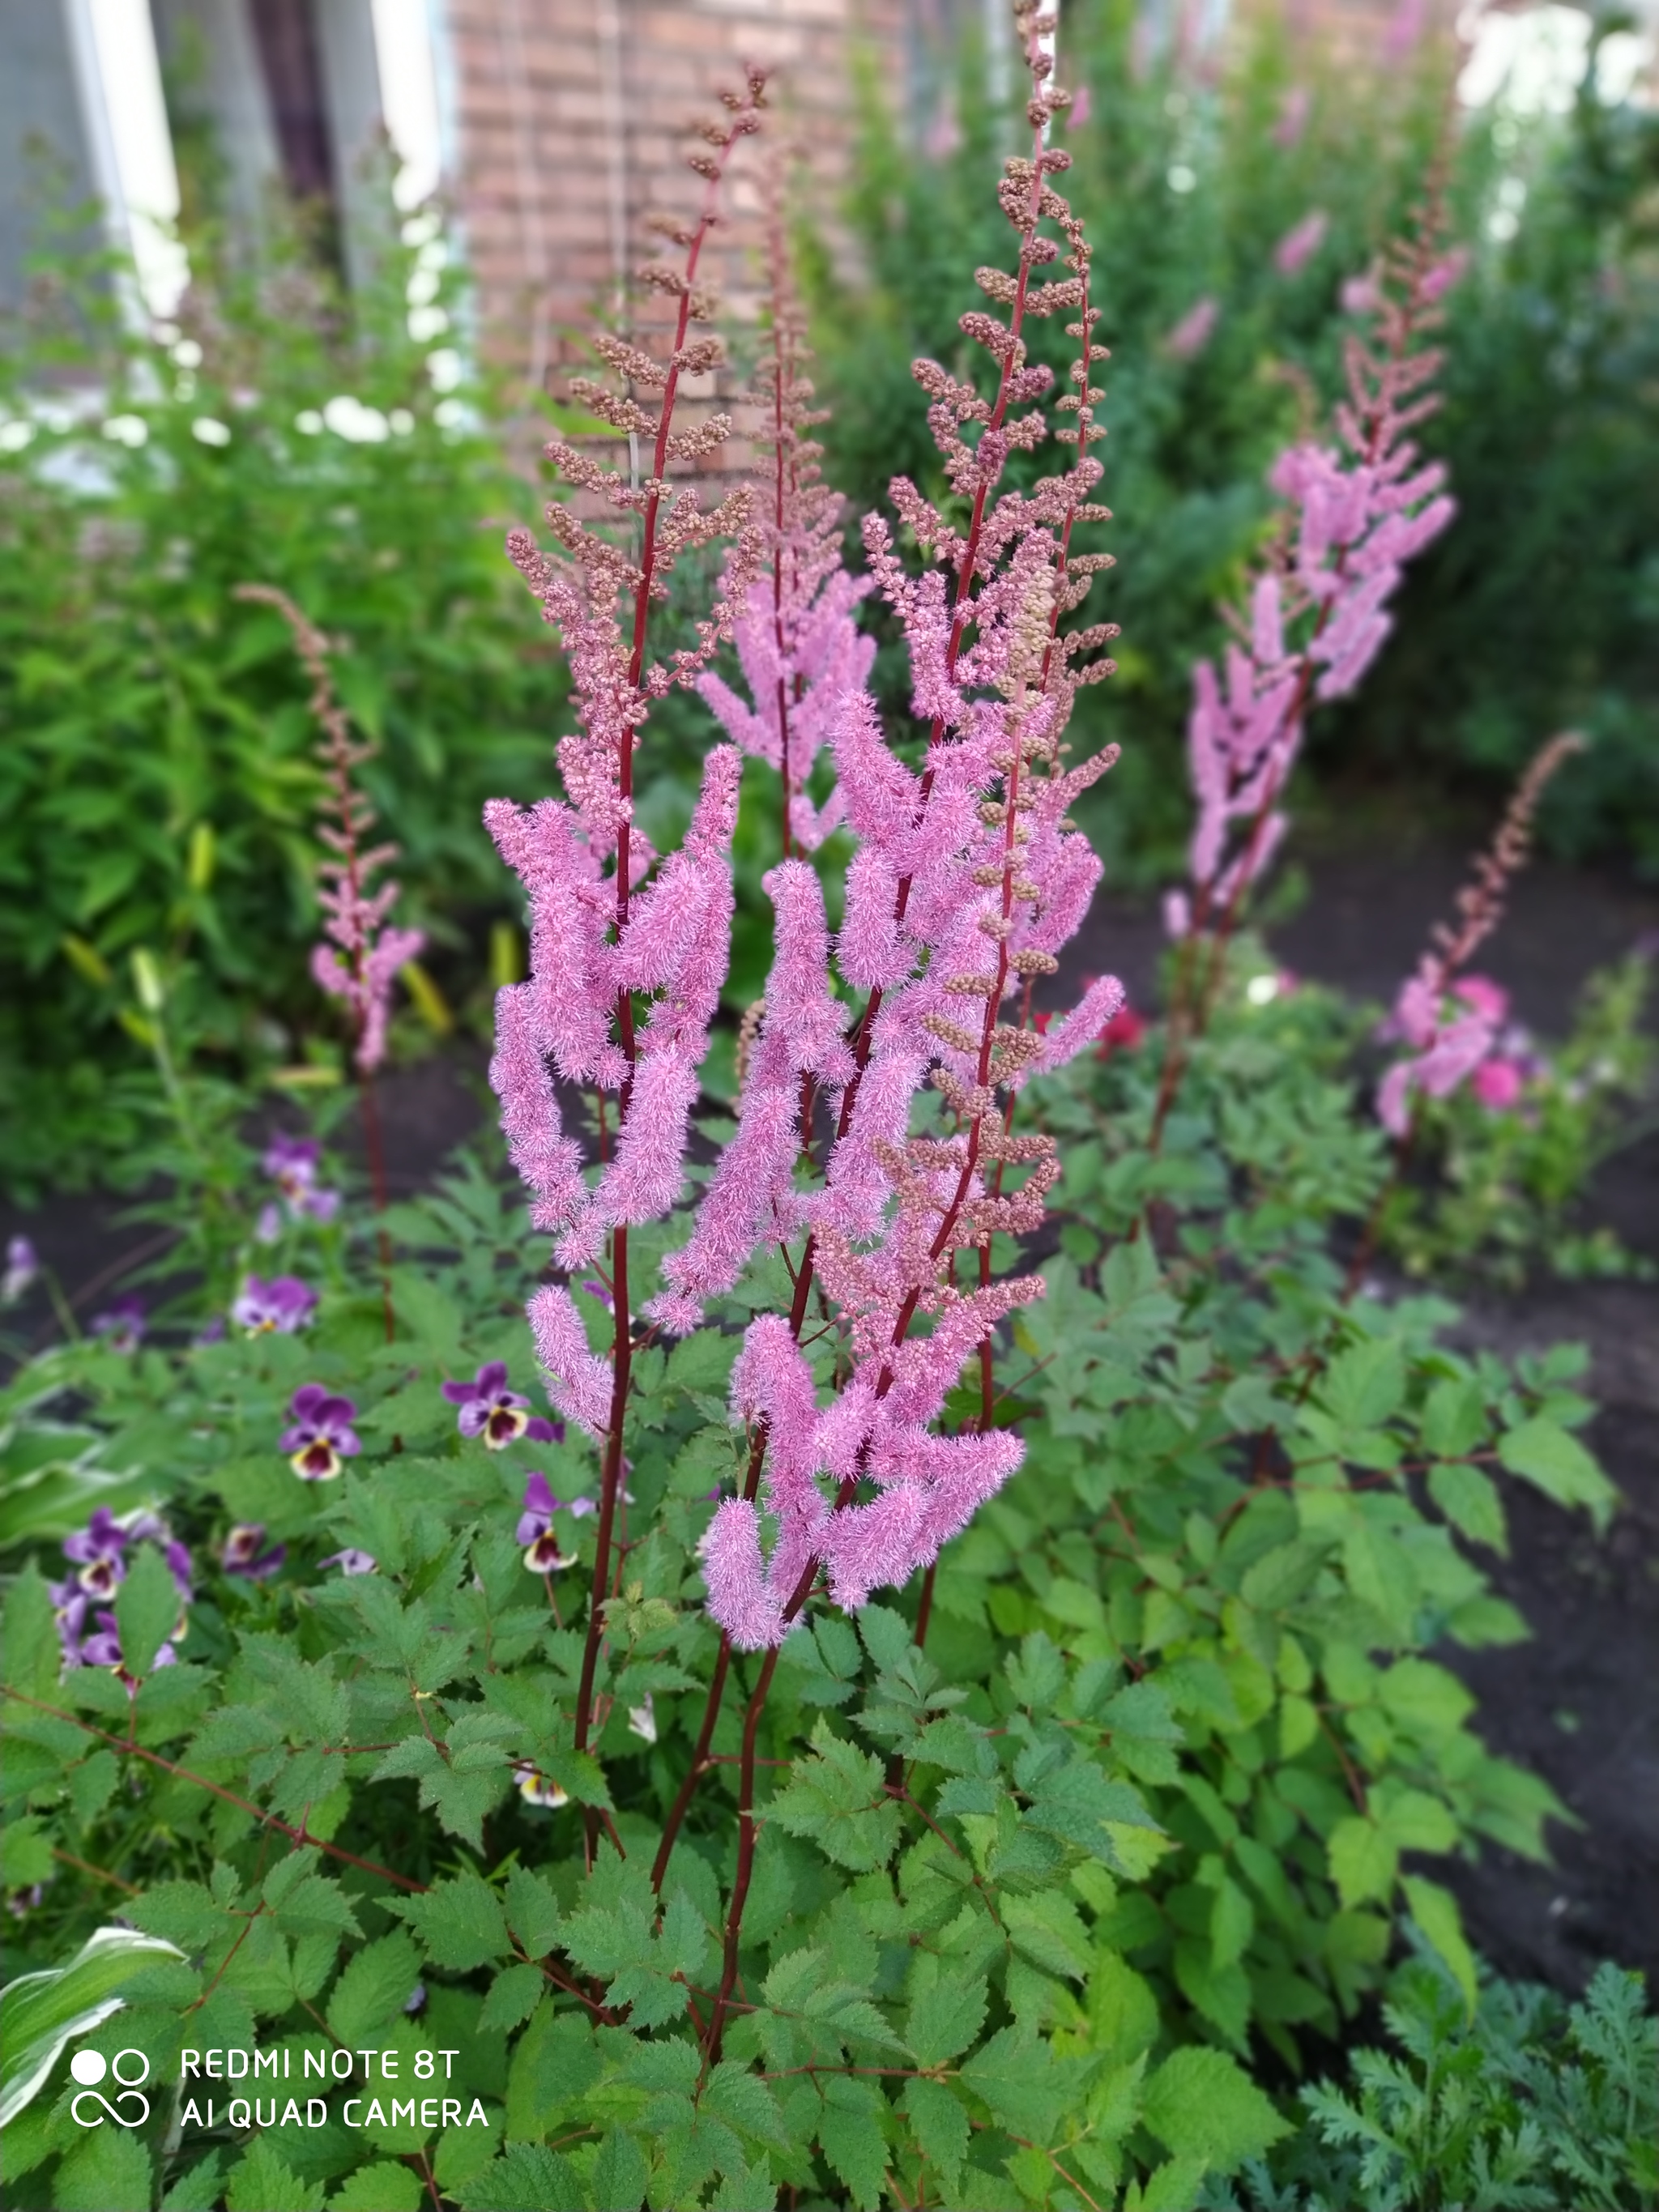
[1165, 189, 1466, 967]
[1377, 734, 1584, 1137]
[693, 15, 1133, 2057]
[235, 587, 425, 1091]
[484, 69, 770, 1807]
[696, 152, 875, 857]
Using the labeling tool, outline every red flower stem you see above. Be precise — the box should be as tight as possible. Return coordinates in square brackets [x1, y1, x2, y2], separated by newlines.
[572, 117, 756, 1856]
[2, 1686, 428, 1894]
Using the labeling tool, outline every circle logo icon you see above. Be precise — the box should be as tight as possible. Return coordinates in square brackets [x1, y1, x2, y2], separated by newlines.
[70, 2048, 150, 2129]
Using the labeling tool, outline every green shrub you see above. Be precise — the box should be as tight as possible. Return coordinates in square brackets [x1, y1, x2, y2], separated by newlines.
[817, 0, 1659, 876]
[0, 185, 563, 1197]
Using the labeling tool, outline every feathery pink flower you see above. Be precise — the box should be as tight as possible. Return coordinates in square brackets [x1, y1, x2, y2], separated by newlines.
[1165, 296, 1220, 361]
[1170, 207, 1465, 943]
[1274, 211, 1329, 278]
[237, 586, 424, 1076]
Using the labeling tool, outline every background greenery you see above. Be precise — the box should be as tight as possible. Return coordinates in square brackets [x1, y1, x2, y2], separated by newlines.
[0, 186, 563, 1196]
[812, 0, 1659, 884]
[2, 6, 1655, 1190]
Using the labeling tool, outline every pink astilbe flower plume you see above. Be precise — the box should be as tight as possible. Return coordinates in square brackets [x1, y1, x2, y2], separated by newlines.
[1378, 734, 1583, 1136]
[1162, 181, 1467, 980]
[697, 156, 874, 858]
[235, 586, 424, 1083]
[484, 68, 771, 1792]
[676, 1, 1127, 1662]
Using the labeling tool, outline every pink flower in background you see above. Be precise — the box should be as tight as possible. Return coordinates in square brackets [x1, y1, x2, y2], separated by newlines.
[237, 588, 424, 1077]
[1472, 1056, 1525, 1110]
[1273, 87, 1311, 147]
[1169, 217, 1468, 944]
[1341, 271, 1383, 317]
[1097, 1003, 1148, 1057]
[1455, 974, 1509, 1026]
[1422, 248, 1470, 304]
[1384, 0, 1427, 64]
[1375, 737, 1582, 1138]
[923, 95, 962, 160]
[1274, 211, 1329, 277]
[1069, 83, 1093, 127]
[1165, 296, 1220, 360]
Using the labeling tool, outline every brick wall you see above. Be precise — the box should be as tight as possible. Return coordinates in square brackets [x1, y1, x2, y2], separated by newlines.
[444, 0, 907, 405]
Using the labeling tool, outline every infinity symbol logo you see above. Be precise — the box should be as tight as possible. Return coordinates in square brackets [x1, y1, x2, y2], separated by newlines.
[70, 2048, 150, 2128]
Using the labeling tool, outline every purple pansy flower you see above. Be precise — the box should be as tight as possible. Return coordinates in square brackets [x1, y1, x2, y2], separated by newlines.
[515, 1470, 579, 1573]
[90, 1294, 146, 1353]
[442, 1362, 562, 1450]
[52, 1507, 189, 1676]
[63, 1508, 130, 1600]
[232, 1274, 317, 1335]
[6, 1883, 45, 1918]
[223, 1523, 288, 1580]
[262, 1135, 342, 1225]
[280, 1384, 361, 1481]
[318, 1548, 377, 1576]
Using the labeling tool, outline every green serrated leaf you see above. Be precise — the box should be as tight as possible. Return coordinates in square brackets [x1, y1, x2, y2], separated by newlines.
[114, 1542, 181, 1677]
[1498, 1417, 1615, 1530]
[768, 1720, 902, 1872]
[1139, 2045, 1290, 2172]
[388, 1874, 510, 1971]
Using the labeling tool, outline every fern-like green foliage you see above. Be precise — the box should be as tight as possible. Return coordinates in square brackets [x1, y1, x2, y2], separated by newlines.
[1209, 1950, 1658, 2212]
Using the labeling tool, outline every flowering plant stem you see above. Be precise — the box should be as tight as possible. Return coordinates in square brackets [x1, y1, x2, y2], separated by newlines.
[650, 43, 1085, 1901]
[571, 107, 759, 1848]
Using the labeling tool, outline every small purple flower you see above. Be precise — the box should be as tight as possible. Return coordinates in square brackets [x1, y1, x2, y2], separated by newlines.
[2, 1235, 39, 1304]
[165, 1539, 194, 1604]
[262, 1134, 342, 1227]
[442, 1362, 561, 1450]
[6, 1883, 45, 1918]
[264, 1133, 321, 1188]
[280, 1383, 361, 1481]
[403, 1983, 428, 2015]
[63, 1508, 130, 1600]
[232, 1274, 317, 1335]
[255, 1203, 284, 1247]
[580, 1279, 613, 1311]
[194, 1315, 227, 1347]
[91, 1294, 146, 1353]
[318, 1548, 377, 1575]
[223, 1523, 288, 1580]
[516, 1470, 578, 1573]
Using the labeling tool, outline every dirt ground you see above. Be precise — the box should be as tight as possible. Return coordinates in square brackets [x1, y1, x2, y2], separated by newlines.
[5, 824, 1657, 1992]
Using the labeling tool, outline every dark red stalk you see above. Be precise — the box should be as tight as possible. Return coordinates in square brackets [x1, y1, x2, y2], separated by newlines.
[572, 113, 759, 1852]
